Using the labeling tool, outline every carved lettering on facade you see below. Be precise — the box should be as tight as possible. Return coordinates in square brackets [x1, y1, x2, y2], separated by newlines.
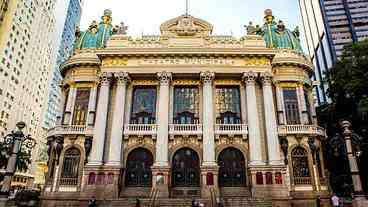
[138, 58, 235, 66]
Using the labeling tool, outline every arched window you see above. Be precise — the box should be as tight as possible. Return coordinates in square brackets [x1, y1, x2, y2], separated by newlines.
[125, 148, 153, 187]
[218, 147, 246, 187]
[60, 148, 81, 186]
[291, 147, 311, 185]
[88, 172, 96, 185]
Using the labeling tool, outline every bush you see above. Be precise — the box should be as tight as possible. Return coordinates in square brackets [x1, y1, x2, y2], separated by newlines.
[14, 190, 40, 207]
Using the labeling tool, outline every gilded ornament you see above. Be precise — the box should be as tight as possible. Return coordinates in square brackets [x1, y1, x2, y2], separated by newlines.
[102, 57, 128, 67]
[244, 57, 270, 66]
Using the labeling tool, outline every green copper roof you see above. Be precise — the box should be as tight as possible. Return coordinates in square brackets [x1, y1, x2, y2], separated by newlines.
[248, 9, 303, 52]
[74, 9, 113, 50]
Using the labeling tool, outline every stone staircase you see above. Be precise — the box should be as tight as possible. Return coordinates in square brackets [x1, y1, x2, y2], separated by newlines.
[109, 198, 209, 207]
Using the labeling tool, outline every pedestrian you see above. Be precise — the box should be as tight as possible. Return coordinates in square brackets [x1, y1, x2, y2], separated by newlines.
[331, 193, 340, 207]
[88, 196, 97, 207]
[135, 198, 141, 207]
[192, 199, 196, 207]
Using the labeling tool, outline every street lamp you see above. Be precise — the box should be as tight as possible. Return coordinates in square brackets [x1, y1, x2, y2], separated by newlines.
[340, 120, 366, 206]
[0, 121, 36, 196]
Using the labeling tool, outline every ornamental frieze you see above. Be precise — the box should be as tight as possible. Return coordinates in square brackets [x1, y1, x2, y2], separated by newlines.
[102, 57, 128, 66]
[243, 57, 270, 66]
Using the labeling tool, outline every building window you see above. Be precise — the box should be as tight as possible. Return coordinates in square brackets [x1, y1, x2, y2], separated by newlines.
[60, 148, 80, 186]
[173, 86, 199, 124]
[283, 88, 300, 124]
[304, 89, 312, 124]
[265, 172, 273, 184]
[291, 147, 312, 185]
[130, 87, 156, 124]
[88, 172, 96, 185]
[215, 86, 241, 124]
[72, 88, 90, 125]
[275, 172, 283, 184]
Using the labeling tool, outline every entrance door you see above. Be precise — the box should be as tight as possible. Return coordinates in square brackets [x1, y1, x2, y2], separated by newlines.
[172, 148, 200, 187]
[125, 148, 153, 187]
[218, 147, 246, 187]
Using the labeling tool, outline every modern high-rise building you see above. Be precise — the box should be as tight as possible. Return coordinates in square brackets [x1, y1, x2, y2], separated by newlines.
[299, 0, 368, 105]
[44, 0, 83, 129]
[0, 0, 57, 187]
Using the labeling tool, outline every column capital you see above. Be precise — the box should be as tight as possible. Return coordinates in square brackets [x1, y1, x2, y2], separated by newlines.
[242, 71, 258, 84]
[157, 71, 172, 85]
[98, 72, 113, 86]
[114, 72, 130, 86]
[260, 72, 273, 85]
[200, 71, 215, 84]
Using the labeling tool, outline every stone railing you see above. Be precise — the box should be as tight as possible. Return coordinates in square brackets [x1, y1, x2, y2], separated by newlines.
[47, 125, 93, 137]
[123, 124, 157, 136]
[59, 177, 78, 186]
[278, 125, 326, 137]
[294, 177, 312, 185]
[169, 124, 202, 136]
[215, 124, 248, 138]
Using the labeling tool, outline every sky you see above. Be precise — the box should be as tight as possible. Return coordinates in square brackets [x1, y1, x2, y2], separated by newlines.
[80, 0, 305, 47]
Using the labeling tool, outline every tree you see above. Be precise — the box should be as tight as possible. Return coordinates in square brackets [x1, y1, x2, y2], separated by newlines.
[317, 39, 368, 195]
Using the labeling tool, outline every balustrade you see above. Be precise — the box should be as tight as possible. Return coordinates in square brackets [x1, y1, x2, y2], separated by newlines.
[294, 177, 312, 185]
[59, 177, 78, 186]
[278, 125, 326, 136]
[124, 124, 157, 135]
[48, 125, 93, 137]
[215, 124, 248, 136]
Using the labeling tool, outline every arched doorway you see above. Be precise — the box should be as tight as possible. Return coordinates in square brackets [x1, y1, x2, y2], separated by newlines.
[218, 147, 246, 187]
[172, 148, 200, 187]
[125, 148, 153, 187]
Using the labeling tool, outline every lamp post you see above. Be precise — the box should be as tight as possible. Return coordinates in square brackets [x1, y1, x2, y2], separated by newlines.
[340, 120, 366, 207]
[0, 121, 36, 196]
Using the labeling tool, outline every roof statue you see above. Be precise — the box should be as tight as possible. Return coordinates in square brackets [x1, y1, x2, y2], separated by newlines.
[74, 9, 114, 50]
[246, 9, 303, 52]
[160, 14, 213, 37]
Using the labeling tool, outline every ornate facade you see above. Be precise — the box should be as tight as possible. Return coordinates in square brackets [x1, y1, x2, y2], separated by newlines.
[42, 10, 330, 207]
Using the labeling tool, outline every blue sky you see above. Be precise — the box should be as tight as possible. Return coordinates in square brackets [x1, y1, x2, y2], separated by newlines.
[80, 0, 305, 47]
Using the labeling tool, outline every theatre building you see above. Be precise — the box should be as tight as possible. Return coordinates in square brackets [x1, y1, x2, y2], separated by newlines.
[42, 9, 330, 207]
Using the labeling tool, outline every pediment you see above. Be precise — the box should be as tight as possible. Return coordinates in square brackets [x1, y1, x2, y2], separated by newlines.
[160, 14, 213, 37]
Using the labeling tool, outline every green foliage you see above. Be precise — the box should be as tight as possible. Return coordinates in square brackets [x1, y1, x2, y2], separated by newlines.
[318, 39, 368, 135]
[14, 190, 40, 207]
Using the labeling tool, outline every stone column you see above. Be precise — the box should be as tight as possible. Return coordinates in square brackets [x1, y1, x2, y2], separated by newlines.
[243, 71, 264, 165]
[297, 84, 309, 124]
[107, 72, 130, 166]
[200, 71, 219, 199]
[152, 71, 171, 198]
[63, 87, 77, 125]
[87, 85, 98, 126]
[200, 71, 216, 166]
[260, 72, 282, 165]
[341, 121, 365, 204]
[275, 84, 286, 125]
[57, 87, 67, 125]
[88, 72, 112, 166]
[155, 71, 171, 167]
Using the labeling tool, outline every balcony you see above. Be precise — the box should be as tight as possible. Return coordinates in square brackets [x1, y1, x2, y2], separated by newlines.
[123, 124, 157, 137]
[215, 124, 248, 139]
[278, 125, 326, 137]
[47, 125, 93, 137]
[169, 124, 202, 137]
